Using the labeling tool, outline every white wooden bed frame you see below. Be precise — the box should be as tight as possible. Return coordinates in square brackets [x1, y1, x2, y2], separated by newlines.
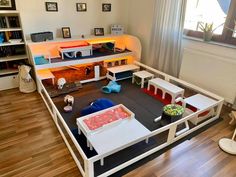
[28, 35, 224, 177]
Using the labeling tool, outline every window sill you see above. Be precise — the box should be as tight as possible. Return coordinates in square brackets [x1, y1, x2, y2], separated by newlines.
[182, 35, 236, 50]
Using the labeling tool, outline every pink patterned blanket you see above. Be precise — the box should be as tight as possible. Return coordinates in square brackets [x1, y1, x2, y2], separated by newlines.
[83, 106, 131, 130]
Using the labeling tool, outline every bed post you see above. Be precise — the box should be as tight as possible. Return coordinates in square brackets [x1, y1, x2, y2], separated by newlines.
[85, 160, 94, 177]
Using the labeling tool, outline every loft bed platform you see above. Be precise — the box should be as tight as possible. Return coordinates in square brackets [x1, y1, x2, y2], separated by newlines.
[47, 49, 132, 64]
[28, 35, 224, 177]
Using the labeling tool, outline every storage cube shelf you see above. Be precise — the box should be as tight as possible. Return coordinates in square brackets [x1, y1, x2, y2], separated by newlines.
[0, 11, 28, 91]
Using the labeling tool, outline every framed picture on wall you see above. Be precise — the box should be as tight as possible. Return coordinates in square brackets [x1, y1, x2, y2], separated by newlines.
[45, 2, 58, 12]
[0, 0, 16, 10]
[102, 3, 111, 12]
[94, 28, 104, 36]
[62, 27, 71, 38]
[76, 3, 87, 12]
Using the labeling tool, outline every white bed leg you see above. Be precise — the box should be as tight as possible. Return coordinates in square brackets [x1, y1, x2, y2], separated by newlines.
[145, 138, 149, 144]
[87, 139, 90, 147]
[89, 143, 93, 151]
[100, 158, 104, 166]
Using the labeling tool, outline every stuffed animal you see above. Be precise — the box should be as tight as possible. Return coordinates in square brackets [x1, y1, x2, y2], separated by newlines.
[57, 78, 66, 89]
[18, 65, 36, 93]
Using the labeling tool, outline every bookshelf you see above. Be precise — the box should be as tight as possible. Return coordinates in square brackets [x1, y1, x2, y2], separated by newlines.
[0, 11, 28, 91]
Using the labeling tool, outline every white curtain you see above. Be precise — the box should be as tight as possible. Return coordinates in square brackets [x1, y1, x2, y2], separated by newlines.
[147, 0, 187, 77]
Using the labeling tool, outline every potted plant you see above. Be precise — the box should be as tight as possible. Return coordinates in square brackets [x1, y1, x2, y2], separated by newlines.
[199, 22, 226, 41]
[199, 22, 214, 41]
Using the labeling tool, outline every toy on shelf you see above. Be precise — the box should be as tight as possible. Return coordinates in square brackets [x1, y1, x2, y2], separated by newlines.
[101, 81, 121, 93]
[63, 95, 74, 112]
[57, 78, 66, 89]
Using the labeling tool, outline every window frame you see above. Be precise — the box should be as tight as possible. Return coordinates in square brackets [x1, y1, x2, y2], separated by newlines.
[184, 0, 236, 45]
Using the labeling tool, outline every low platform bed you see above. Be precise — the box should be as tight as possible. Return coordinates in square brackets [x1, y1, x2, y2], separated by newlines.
[37, 61, 223, 177]
[29, 35, 224, 177]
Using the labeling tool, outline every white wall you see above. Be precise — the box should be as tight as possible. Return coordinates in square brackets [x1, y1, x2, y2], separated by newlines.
[16, 0, 129, 39]
[15, 0, 236, 103]
[126, 0, 155, 62]
[180, 38, 236, 104]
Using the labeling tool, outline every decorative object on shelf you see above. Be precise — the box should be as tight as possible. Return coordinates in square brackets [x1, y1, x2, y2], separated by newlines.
[102, 3, 111, 12]
[0, 0, 16, 10]
[101, 81, 121, 94]
[45, 2, 58, 12]
[30, 31, 53, 42]
[219, 111, 236, 155]
[63, 95, 74, 112]
[57, 77, 66, 89]
[111, 25, 124, 35]
[62, 27, 71, 38]
[76, 3, 86, 12]
[94, 28, 104, 36]
[18, 65, 36, 93]
[0, 33, 4, 43]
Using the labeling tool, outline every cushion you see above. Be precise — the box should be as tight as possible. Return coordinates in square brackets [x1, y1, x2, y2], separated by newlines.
[80, 98, 115, 116]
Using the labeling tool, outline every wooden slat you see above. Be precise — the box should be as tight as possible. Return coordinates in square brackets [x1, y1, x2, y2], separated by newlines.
[0, 89, 81, 177]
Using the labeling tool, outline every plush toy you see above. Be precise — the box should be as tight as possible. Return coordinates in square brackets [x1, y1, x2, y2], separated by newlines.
[63, 95, 74, 112]
[18, 65, 36, 93]
[57, 78, 66, 89]
[101, 81, 121, 93]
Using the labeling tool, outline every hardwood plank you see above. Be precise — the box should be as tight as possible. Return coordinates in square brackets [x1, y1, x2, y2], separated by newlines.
[0, 89, 81, 177]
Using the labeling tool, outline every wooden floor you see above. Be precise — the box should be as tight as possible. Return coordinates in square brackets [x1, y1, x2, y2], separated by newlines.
[0, 89, 235, 177]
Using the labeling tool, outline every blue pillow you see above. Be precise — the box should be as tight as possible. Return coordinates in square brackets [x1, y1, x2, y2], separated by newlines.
[80, 98, 115, 116]
[34, 56, 49, 65]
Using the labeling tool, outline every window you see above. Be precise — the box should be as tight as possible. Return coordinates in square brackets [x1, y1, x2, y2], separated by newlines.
[184, 0, 236, 45]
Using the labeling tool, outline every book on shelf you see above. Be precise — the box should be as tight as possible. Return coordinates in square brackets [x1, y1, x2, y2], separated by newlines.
[0, 17, 7, 28]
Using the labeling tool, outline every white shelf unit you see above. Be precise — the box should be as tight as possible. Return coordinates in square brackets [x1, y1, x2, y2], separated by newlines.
[0, 68, 18, 76]
[0, 42, 25, 47]
[0, 11, 28, 91]
[0, 27, 22, 32]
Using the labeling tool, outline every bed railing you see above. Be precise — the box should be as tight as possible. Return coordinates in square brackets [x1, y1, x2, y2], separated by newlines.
[36, 61, 224, 177]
